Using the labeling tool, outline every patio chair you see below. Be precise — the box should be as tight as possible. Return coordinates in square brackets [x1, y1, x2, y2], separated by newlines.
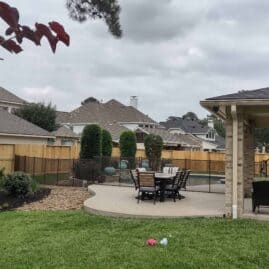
[137, 171, 159, 204]
[165, 171, 184, 202]
[130, 170, 139, 190]
[163, 166, 171, 174]
[180, 170, 191, 190]
[163, 166, 179, 174]
[252, 181, 269, 213]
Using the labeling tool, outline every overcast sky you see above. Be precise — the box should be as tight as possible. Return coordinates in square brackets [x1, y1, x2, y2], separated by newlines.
[1, 0, 269, 121]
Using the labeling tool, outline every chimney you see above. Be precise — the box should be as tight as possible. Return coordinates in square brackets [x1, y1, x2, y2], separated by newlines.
[130, 96, 138, 109]
[207, 116, 214, 129]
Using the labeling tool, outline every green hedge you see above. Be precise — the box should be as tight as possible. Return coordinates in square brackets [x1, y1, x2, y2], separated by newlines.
[80, 124, 102, 159]
[144, 134, 163, 171]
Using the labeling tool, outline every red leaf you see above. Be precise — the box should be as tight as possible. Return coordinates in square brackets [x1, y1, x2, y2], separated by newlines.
[5, 27, 14, 35]
[49, 21, 70, 46]
[1, 38, 22, 54]
[0, 2, 19, 28]
[35, 23, 58, 53]
[21, 26, 40, 45]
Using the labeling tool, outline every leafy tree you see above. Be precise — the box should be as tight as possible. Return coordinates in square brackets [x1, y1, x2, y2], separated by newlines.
[182, 112, 199, 120]
[0, 1, 69, 58]
[80, 124, 102, 159]
[255, 128, 269, 148]
[15, 103, 57, 132]
[66, 0, 122, 38]
[102, 129, 112, 157]
[214, 118, 225, 138]
[119, 131, 137, 159]
[144, 134, 163, 171]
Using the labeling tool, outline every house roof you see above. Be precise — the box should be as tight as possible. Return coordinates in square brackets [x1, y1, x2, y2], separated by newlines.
[139, 127, 201, 148]
[160, 117, 209, 134]
[215, 135, 225, 149]
[0, 108, 53, 138]
[99, 122, 130, 142]
[56, 97, 156, 125]
[56, 111, 70, 124]
[51, 126, 79, 139]
[206, 87, 269, 101]
[0, 86, 25, 104]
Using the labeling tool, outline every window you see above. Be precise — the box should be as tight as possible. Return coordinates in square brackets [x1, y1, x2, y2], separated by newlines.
[206, 130, 215, 140]
[47, 138, 55, 145]
[61, 139, 74, 146]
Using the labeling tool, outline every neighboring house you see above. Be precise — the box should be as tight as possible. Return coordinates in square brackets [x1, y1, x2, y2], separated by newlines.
[56, 97, 201, 150]
[57, 97, 159, 134]
[51, 126, 80, 146]
[0, 108, 54, 144]
[160, 116, 225, 151]
[0, 86, 26, 113]
[135, 127, 201, 150]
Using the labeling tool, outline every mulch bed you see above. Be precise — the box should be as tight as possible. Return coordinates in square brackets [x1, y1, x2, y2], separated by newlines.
[0, 186, 90, 211]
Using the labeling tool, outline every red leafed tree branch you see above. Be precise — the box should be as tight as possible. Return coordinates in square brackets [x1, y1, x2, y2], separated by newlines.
[0, 1, 70, 59]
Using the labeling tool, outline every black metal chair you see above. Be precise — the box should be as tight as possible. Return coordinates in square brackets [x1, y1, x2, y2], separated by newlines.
[130, 169, 138, 190]
[137, 171, 159, 204]
[252, 181, 269, 213]
[180, 169, 191, 190]
[165, 171, 184, 202]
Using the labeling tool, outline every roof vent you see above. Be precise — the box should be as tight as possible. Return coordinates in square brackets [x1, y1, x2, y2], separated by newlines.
[81, 97, 99, 105]
[130, 96, 138, 109]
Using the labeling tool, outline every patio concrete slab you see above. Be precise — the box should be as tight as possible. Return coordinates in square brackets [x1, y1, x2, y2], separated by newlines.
[84, 185, 225, 218]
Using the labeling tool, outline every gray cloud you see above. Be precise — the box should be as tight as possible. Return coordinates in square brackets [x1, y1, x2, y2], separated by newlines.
[1, 0, 269, 121]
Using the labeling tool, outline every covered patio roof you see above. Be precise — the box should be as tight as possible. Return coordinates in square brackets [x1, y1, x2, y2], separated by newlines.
[201, 87, 269, 219]
[200, 87, 269, 128]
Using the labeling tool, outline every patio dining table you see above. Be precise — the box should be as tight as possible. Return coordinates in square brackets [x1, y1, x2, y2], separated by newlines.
[154, 172, 176, 202]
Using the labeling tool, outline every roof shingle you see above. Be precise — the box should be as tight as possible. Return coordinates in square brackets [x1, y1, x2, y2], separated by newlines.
[0, 86, 25, 104]
[140, 127, 201, 148]
[206, 87, 269, 101]
[56, 98, 156, 124]
[51, 126, 79, 138]
[160, 117, 209, 134]
[0, 108, 53, 137]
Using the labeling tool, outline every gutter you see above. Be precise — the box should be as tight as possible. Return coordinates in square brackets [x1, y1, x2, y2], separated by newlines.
[0, 132, 55, 139]
[231, 105, 238, 219]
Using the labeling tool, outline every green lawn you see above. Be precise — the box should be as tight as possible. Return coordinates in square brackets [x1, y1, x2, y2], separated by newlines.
[0, 211, 268, 269]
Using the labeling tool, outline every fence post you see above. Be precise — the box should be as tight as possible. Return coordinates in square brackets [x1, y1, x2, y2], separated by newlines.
[208, 157, 211, 193]
[24, 155, 27, 172]
[33, 157, 36, 178]
[43, 157, 47, 184]
[56, 158, 60, 185]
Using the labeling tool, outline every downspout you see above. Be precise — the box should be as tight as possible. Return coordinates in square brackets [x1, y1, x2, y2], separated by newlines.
[231, 105, 238, 219]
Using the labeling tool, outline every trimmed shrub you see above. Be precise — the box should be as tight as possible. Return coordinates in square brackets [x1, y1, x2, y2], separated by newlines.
[80, 124, 102, 159]
[0, 168, 5, 189]
[102, 129, 113, 157]
[119, 131, 137, 158]
[3, 172, 36, 198]
[144, 134, 163, 171]
[119, 131, 137, 168]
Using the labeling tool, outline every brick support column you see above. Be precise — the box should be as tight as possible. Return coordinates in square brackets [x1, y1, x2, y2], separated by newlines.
[225, 106, 255, 217]
[225, 115, 233, 217]
[243, 124, 255, 198]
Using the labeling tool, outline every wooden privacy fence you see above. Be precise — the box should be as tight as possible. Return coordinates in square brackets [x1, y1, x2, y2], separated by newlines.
[1, 143, 269, 175]
[0, 144, 79, 173]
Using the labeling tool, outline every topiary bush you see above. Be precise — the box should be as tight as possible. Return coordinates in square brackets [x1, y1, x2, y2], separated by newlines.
[3, 172, 36, 198]
[80, 124, 102, 159]
[102, 129, 113, 157]
[144, 134, 163, 171]
[119, 131, 137, 168]
[0, 168, 5, 189]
